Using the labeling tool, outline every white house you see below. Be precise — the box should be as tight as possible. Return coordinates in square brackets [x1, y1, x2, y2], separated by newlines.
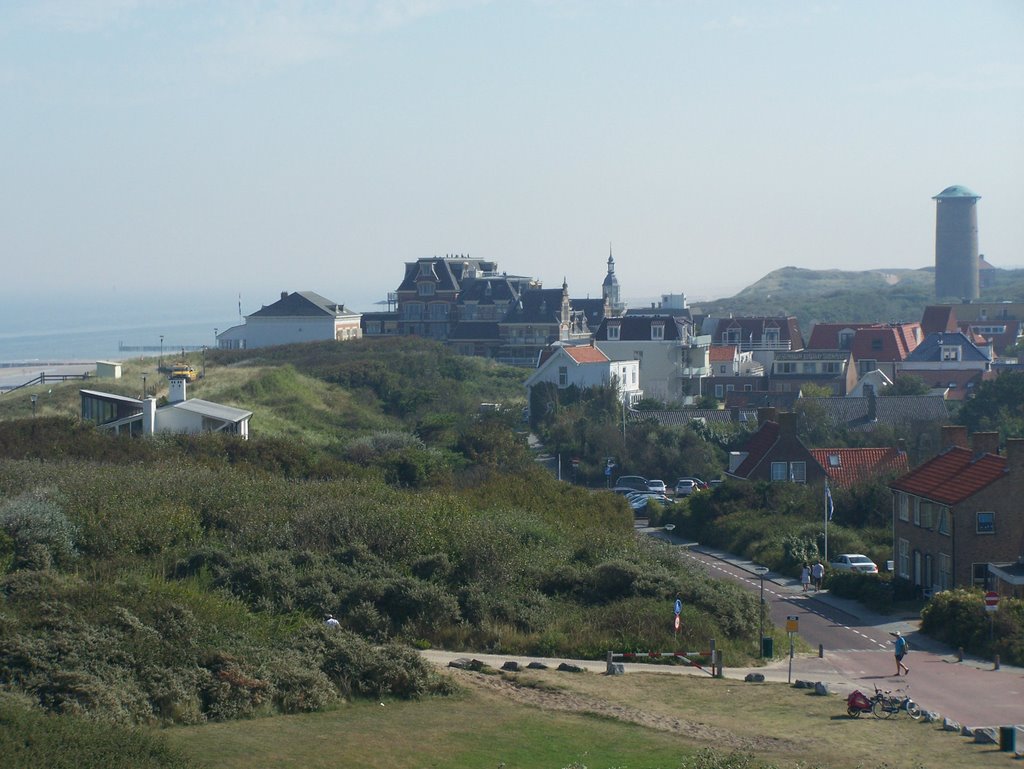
[81, 378, 251, 439]
[593, 313, 711, 404]
[524, 343, 642, 405]
[217, 291, 362, 350]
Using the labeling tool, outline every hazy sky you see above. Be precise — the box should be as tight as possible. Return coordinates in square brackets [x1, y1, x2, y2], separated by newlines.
[2, 0, 1022, 317]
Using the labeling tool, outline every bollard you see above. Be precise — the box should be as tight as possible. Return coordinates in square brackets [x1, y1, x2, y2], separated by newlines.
[714, 649, 724, 678]
[818, 643, 824, 659]
[957, 647, 964, 662]
[606, 650, 613, 674]
[994, 654, 1000, 671]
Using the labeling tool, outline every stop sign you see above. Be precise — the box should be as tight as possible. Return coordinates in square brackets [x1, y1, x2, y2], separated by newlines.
[985, 591, 999, 612]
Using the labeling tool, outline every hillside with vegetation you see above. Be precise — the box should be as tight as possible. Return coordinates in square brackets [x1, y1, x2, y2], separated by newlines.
[0, 338, 767, 766]
[693, 265, 1024, 332]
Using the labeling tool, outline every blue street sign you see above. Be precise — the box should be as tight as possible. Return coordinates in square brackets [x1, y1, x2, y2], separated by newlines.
[674, 599, 682, 616]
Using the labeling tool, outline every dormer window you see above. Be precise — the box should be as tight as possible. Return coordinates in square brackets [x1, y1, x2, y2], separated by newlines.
[607, 323, 621, 341]
[838, 330, 854, 349]
[941, 345, 961, 361]
[418, 282, 435, 297]
[651, 323, 665, 341]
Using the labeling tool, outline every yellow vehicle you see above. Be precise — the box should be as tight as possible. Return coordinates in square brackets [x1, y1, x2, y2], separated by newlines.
[169, 364, 198, 382]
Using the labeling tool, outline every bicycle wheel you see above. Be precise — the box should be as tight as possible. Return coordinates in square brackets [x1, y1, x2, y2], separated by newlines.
[906, 700, 921, 719]
[847, 705, 862, 718]
[872, 698, 894, 719]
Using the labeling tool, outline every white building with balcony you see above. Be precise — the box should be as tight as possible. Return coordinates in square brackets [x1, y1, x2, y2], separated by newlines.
[525, 343, 642, 405]
[593, 314, 711, 404]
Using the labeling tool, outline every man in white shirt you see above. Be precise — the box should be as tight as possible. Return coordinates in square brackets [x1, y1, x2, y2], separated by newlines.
[324, 613, 340, 629]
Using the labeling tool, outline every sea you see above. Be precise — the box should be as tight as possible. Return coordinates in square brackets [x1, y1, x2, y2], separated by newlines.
[0, 295, 241, 366]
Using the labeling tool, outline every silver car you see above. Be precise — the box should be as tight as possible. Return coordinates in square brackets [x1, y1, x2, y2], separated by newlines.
[829, 554, 878, 574]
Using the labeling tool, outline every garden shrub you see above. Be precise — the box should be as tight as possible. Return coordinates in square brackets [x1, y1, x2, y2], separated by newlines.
[0, 490, 78, 571]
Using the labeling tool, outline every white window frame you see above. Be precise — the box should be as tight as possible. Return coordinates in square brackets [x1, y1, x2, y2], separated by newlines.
[976, 511, 995, 534]
[898, 538, 910, 579]
[938, 506, 950, 535]
[651, 323, 665, 341]
[771, 462, 787, 481]
[898, 493, 909, 522]
[790, 461, 807, 483]
[913, 498, 921, 526]
[558, 366, 568, 388]
[938, 553, 952, 590]
[607, 324, 620, 340]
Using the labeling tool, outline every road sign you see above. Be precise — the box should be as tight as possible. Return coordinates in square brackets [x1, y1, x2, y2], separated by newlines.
[674, 614, 681, 632]
[785, 615, 799, 633]
[985, 591, 1000, 612]
[674, 599, 682, 616]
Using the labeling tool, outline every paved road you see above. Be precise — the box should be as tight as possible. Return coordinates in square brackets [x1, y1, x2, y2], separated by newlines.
[643, 524, 1024, 727]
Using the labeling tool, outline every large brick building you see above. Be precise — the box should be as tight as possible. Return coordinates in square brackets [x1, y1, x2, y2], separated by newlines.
[889, 427, 1024, 594]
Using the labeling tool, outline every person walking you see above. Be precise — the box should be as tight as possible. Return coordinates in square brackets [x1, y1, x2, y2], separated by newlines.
[324, 613, 341, 629]
[811, 560, 824, 592]
[800, 563, 810, 593]
[891, 631, 909, 675]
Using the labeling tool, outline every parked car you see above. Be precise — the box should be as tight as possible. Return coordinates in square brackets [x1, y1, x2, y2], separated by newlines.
[614, 475, 649, 492]
[830, 554, 879, 574]
[647, 479, 667, 494]
[628, 493, 675, 513]
[674, 479, 698, 496]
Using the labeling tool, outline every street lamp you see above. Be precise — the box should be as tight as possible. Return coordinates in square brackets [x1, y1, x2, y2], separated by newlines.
[755, 566, 769, 657]
[30, 394, 37, 417]
[141, 372, 148, 399]
[159, 335, 164, 371]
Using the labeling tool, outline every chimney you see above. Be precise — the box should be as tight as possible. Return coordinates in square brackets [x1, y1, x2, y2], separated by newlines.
[941, 425, 969, 449]
[281, 291, 288, 300]
[143, 397, 156, 436]
[1005, 439, 1024, 473]
[757, 406, 778, 425]
[168, 378, 187, 404]
[778, 411, 797, 436]
[970, 431, 1000, 456]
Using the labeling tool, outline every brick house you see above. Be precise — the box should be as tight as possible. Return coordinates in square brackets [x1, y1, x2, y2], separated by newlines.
[888, 427, 1024, 595]
[726, 408, 828, 485]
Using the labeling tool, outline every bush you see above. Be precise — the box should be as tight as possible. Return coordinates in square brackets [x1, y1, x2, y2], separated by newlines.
[0, 490, 78, 571]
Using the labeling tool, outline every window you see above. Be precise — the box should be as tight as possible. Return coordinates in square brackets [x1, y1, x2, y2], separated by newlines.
[976, 512, 995, 534]
[941, 345, 961, 361]
[404, 302, 423, 320]
[419, 262, 434, 277]
[871, 338, 883, 351]
[838, 330, 854, 349]
[938, 506, 950, 535]
[802, 362, 816, 373]
[913, 498, 920, 526]
[607, 324, 620, 340]
[744, 384, 753, 391]
[771, 462, 788, 481]
[858, 359, 877, 375]
[418, 282, 435, 297]
[651, 323, 665, 340]
[719, 365, 727, 374]
[898, 493, 909, 522]
[429, 303, 448, 319]
[764, 329, 780, 345]
[972, 563, 989, 589]
[920, 502, 934, 530]
[938, 553, 952, 591]
[558, 366, 568, 387]
[715, 384, 724, 398]
[822, 361, 840, 374]
[898, 538, 910, 579]
[790, 462, 806, 483]
[366, 321, 381, 334]
[726, 384, 735, 392]
[778, 362, 796, 374]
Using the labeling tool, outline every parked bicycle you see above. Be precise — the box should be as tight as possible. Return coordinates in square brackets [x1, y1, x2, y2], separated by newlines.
[871, 685, 921, 719]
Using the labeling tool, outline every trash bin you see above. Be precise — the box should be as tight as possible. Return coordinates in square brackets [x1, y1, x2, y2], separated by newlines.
[999, 726, 1016, 752]
[761, 636, 774, 658]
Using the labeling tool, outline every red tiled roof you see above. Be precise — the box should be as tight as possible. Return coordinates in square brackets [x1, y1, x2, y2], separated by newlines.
[809, 447, 909, 488]
[889, 446, 1006, 504]
[564, 345, 609, 364]
[710, 345, 736, 362]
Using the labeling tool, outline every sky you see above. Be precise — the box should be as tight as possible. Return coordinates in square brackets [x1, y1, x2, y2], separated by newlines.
[2, 0, 1023, 321]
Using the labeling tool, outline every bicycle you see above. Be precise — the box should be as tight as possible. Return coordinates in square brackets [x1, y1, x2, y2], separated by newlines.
[870, 685, 920, 719]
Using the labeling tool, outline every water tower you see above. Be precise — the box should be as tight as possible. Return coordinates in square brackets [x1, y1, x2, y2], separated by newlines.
[933, 185, 980, 300]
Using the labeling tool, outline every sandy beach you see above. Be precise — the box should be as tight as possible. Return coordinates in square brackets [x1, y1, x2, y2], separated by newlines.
[0, 363, 97, 392]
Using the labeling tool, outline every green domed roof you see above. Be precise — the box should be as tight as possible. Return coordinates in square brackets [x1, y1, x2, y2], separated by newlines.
[933, 185, 980, 200]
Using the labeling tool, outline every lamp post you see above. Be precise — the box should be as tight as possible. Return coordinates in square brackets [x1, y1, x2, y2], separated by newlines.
[201, 345, 207, 379]
[30, 394, 37, 417]
[141, 372, 148, 399]
[755, 566, 769, 657]
[159, 334, 164, 371]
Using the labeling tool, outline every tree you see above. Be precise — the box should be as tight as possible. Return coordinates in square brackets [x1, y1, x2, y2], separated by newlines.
[881, 374, 929, 396]
[957, 372, 1024, 440]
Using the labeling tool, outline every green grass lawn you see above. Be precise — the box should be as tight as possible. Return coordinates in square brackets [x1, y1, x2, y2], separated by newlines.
[162, 668, 1002, 769]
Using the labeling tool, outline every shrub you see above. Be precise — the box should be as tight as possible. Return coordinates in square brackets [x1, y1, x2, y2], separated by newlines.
[0, 490, 78, 571]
